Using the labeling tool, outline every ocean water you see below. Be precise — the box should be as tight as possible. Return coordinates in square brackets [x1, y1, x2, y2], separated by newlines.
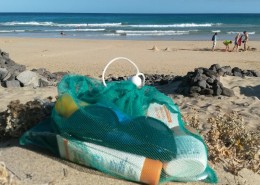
[0, 13, 260, 41]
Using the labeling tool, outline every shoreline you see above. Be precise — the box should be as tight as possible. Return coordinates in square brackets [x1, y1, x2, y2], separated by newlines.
[2, 13, 260, 42]
[2, 35, 260, 41]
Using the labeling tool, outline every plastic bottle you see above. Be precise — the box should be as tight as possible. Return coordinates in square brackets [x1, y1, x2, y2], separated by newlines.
[55, 94, 88, 118]
[56, 135, 162, 185]
[162, 135, 207, 178]
[147, 103, 208, 178]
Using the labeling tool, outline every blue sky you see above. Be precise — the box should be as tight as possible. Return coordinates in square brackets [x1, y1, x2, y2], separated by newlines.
[0, 0, 260, 13]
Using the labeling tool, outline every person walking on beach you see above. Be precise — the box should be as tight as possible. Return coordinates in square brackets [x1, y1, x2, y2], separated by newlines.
[232, 32, 242, 52]
[211, 32, 217, 51]
[223, 40, 232, 52]
[242, 31, 249, 51]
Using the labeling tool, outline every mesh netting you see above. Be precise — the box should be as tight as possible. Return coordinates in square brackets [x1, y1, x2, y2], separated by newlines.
[20, 58, 217, 184]
[53, 74, 178, 161]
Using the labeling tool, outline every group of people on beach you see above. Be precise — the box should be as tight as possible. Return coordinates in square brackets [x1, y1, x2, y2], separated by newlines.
[212, 31, 249, 52]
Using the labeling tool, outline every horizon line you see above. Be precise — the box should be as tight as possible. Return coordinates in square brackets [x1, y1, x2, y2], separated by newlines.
[0, 12, 260, 14]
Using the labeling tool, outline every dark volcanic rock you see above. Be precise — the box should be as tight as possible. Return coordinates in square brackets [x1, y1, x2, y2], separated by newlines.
[213, 84, 222, 96]
[222, 87, 235, 97]
[221, 66, 232, 75]
[209, 64, 221, 72]
[232, 67, 243, 77]
[201, 88, 214, 96]
[190, 86, 201, 94]
[198, 80, 207, 89]
[0, 68, 8, 80]
[252, 70, 260, 77]
[174, 65, 236, 97]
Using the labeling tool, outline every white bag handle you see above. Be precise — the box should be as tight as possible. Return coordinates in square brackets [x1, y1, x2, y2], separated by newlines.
[102, 57, 145, 87]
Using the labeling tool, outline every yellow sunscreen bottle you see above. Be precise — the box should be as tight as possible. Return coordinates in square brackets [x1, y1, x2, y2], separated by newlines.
[55, 94, 88, 118]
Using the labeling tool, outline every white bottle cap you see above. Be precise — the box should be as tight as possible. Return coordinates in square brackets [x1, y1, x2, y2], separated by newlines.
[130, 75, 142, 87]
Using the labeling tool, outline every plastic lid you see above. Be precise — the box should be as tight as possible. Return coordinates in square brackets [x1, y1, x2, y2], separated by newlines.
[162, 135, 207, 178]
[140, 158, 162, 185]
[163, 158, 206, 177]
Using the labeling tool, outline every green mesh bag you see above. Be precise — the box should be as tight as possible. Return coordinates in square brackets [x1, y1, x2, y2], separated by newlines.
[20, 57, 218, 185]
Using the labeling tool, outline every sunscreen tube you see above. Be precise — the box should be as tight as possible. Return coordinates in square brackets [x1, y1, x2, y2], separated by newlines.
[163, 135, 207, 178]
[57, 135, 162, 185]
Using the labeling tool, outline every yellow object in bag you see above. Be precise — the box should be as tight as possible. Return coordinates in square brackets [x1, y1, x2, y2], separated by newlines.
[55, 94, 82, 117]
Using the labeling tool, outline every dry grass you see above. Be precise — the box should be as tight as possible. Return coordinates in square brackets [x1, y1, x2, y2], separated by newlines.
[0, 162, 18, 185]
[183, 111, 260, 175]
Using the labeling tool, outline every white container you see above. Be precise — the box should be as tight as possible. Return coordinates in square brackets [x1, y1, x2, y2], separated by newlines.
[163, 135, 207, 178]
[147, 103, 208, 179]
[56, 135, 162, 185]
[170, 170, 209, 182]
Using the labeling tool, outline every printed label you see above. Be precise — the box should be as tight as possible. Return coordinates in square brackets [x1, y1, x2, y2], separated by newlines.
[147, 103, 179, 128]
[56, 135, 145, 181]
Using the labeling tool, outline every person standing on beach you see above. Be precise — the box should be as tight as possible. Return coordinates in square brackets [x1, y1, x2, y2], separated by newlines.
[243, 31, 249, 51]
[211, 32, 217, 51]
[232, 32, 242, 52]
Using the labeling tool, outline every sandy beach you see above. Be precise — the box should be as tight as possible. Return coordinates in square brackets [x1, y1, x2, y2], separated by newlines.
[1, 38, 260, 77]
[0, 37, 260, 185]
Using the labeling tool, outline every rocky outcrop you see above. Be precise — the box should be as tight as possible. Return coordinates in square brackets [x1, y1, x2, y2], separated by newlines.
[177, 64, 259, 97]
[0, 49, 68, 88]
[0, 50, 26, 84]
[105, 64, 259, 97]
[1, 48, 259, 97]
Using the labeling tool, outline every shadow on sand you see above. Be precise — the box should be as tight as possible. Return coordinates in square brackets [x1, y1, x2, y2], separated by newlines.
[149, 46, 258, 52]
[240, 85, 260, 99]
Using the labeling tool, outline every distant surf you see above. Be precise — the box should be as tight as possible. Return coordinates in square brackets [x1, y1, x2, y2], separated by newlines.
[0, 13, 259, 40]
